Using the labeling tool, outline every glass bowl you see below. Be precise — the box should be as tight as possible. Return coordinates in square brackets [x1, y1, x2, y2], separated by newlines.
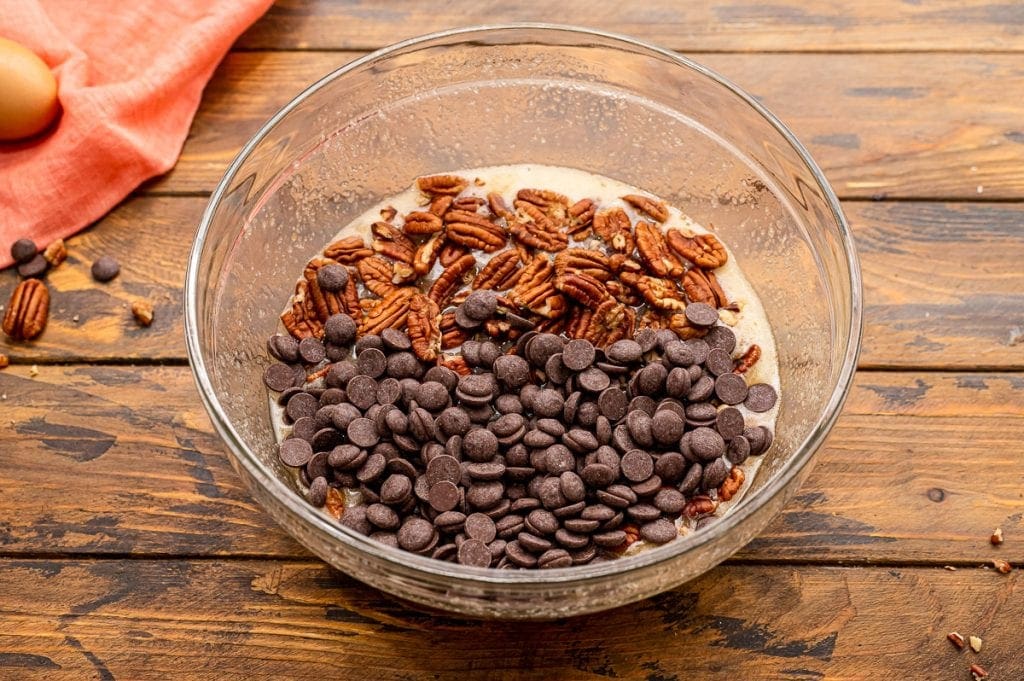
[185, 24, 862, 619]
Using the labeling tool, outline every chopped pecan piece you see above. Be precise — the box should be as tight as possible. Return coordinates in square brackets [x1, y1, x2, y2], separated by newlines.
[3, 278, 49, 341]
[323, 235, 373, 264]
[555, 272, 612, 308]
[413, 231, 446, 276]
[667, 229, 728, 268]
[718, 466, 745, 501]
[553, 248, 611, 282]
[445, 210, 508, 252]
[536, 316, 568, 335]
[392, 262, 417, 285]
[593, 207, 635, 254]
[473, 250, 522, 291]
[379, 205, 398, 222]
[428, 195, 454, 217]
[428, 253, 476, 307]
[439, 242, 469, 267]
[417, 174, 468, 196]
[682, 267, 727, 307]
[402, 211, 444, 235]
[131, 300, 154, 327]
[608, 253, 643, 275]
[407, 294, 442, 361]
[567, 198, 596, 240]
[357, 256, 398, 297]
[635, 221, 685, 279]
[359, 287, 415, 336]
[483, 318, 512, 340]
[437, 354, 471, 376]
[606, 279, 641, 306]
[440, 311, 468, 349]
[622, 194, 669, 222]
[452, 196, 486, 212]
[683, 495, 718, 519]
[42, 239, 67, 267]
[636, 309, 670, 330]
[668, 313, 709, 340]
[371, 221, 416, 264]
[620, 272, 687, 312]
[487, 192, 514, 220]
[511, 201, 568, 252]
[734, 344, 761, 374]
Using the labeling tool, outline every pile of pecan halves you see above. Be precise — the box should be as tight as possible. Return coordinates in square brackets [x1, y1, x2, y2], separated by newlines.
[280, 174, 735, 372]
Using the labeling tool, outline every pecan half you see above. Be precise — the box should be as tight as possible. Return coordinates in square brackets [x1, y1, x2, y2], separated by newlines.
[555, 271, 612, 308]
[608, 253, 643, 275]
[392, 262, 417, 285]
[622, 194, 669, 222]
[718, 466, 745, 501]
[413, 231, 446, 276]
[417, 174, 468, 196]
[281, 280, 321, 339]
[439, 242, 469, 267]
[593, 208, 635, 254]
[509, 255, 567, 318]
[591, 300, 634, 346]
[683, 495, 718, 519]
[606, 279, 641, 306]
[487, 192, 514, 220]
[3, 278, 49, 341]
[445, 210, 508, 252]
[553, 248, 611, 282]
[734, 344, 761, 374]
[620, 272, 687, 312]
[379, 206, 398, 222]
[407, 294, 442, 361]
[359, 287, 415, 336]
[357, 256, 398, 297]
[342, 273, 360, 315]
[472, 249, 521, 291]
[516, 188, 569, 224]
[402, 211, 444, 235]
[567, 199, 596, 240]
[437, 354, 471, 376]
[371, 221, 416, 264]
[323, 235, 373, 264]
[428, 195, 454, 217]
[565, 305, 592, 339]
[303, 257, 348, 321]
[635, 221, 684, 279]
[668, 313, 709, 340]
[536, 315, 568, 335]
[440, 311, 468, 349]
[682, 267, 727, 307]
[453, 196, 486, 212]
[511, 201, 568, 252]
[667, 229, 728, 269]
[428, 253, 476, 307]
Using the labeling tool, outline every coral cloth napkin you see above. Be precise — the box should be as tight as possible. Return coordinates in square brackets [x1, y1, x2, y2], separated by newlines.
[0, 0, 274, 267]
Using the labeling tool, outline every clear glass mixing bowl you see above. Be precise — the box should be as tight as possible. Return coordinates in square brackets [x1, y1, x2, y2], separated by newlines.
[185, 24, 862, 619]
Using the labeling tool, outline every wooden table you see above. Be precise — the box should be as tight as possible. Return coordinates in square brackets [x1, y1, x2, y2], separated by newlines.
[2, 2, 1022, 678]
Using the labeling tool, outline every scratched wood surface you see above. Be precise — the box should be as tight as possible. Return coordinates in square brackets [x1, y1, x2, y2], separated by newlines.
[3, 200, 1022, 368]
[2, 1, 1023, 679]
[0, 560, 1020, 679]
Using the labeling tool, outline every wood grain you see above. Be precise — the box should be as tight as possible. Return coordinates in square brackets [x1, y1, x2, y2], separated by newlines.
[237, 0, 1024, 52]
[4, 198, 1022, 369]
[1, 365, 1021, 564]
[0, 559, 1020, 679]
[146, 52, 1024, 199]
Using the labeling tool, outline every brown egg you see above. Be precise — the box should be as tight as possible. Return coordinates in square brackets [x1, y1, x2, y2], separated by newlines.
[0, 37, 59, 141]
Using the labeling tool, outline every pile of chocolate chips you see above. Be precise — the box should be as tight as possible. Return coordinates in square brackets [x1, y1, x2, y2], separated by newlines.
[263, 303, 776, 569]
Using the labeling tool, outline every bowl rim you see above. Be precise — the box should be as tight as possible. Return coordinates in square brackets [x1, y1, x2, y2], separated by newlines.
[185, 23, 863, 586]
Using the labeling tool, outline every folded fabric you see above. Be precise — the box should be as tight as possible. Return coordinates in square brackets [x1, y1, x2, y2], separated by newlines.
[0, 0, 274, 267]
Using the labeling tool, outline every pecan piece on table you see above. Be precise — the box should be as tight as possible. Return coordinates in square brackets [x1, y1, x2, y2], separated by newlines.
[593, 207, 635, 254]
[371, 221, 416, 264]
[42, 238, 67, 267]
[567, 198, 596, 240]
[620, 272, 687, 312]
[323, 235, 373, 264]
[379, 205, 398, 222]
[428, 253, 476, 307]
[553, 248, 611, 282]
[667, 229, 728, 269]
[682, 267, 727, 307]
[445, 210, 508, 253]
[555, 271, 612, 308]
[635, 221, 684, 279]
[3, 278, 50, 341]
[402, 211, 444, 235]
[472, 249, 521, 291]
[413, 231, 446, 276]
[357, 256, 398, 297]
[407, 293, 442, 361]
[622, 194, 669, 223]
[734, 344, 761, 374]
[417, 174, 468, 196]
[359, 287, 415, 336]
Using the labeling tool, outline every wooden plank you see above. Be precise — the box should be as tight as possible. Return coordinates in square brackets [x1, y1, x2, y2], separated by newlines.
[0, 559, 1020, 679]
[147, 51, 1024, 199]
[237, 0, 1024, 52]
[4, 199, 1022, 369]
[1, 366, 1021, 564]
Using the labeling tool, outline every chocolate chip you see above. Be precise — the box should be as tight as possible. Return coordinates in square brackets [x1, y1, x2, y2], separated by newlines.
[544, 353, 571, 384]
[621, 449, 654, 482]
[714, 372, 749, 405]
[655, 452, 687, 482]
[429, 481, 461, 512]
[307, 476, 328, 506]
[286, 392, 318, 421]
[640, 518, 678, 544]
[665, 367, 692, 398]
[705, 347, 734, 376]
[543, 444, 576, 474]
[279, 438, 313, 467]
[436, 407, 471, 438]
[10, 238, 37, 264]
[326, 361, 357, 390]
[716, 407, 745, 440]
[90, 255, 120, 282]
[628, 396, 656, 416]
[627, 503, 661, 523]
[702, 457, 729, 490]
[295, 337, 323, 364]
[593, 530, 627, 548]
[380, 474, 413, 505]
[386, 352, 422, 379]
[679, 463, 703, 494]
[606, 339, 642, 363]
[687, 375, 715, 402]
[578, 367, 610, 393]
[397, 517, 435, 551]
[347, 418, 379, 448]
[527, 333, 564, 367]
[378, 327, 410, 351]
[562, 339, 596, 371]
[324, 314, 357, 346]
[726, 435, 750, 464]
[745, 383, 778, 412]
[634, 363, 667, 395]
[346, 375, 378, 410]
[317, 264, 349, 292]
[531, 389, 565, 418]
[505, 541, 538, 567]
[654, 488, 686, 514]
[581, 463, 616, 488]
[457, 538, 492, 566]
[685, 339, 710, 365]
[466, 481, 504, 509]
[464, 513, 497, 543]
[463, 428, 499, 462]
[597, 387, 628, 421]
[366, 503, 400, 530]
[357, 348, 386, 378]
[684, 302, 719, 327]
[264, 363, 302, 392]
[705, 325, 737, 353]
[462, 290, 498, 321]
[268, 334, 300, 363]
[690, 427, 725, 461]
[596, 484, 636, 509]
[625, 410, 654, 448]
[651, 410, 685, 446]
[664, 340, 695, 367]
[434, 510, 466, 533]
[341, 506, 372, 535]
[537, 548, 573, 569]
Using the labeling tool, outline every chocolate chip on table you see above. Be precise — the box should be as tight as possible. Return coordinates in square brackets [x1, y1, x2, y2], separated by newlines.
[279, 438, 313, 467]
[745, 383, 778, 412]
[90, 255, 120, 282]
[714, 372, 749, 405]
[10, 238, 37, 265]
[316, 264, 349, 292]
[17, 254, 48, 278]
